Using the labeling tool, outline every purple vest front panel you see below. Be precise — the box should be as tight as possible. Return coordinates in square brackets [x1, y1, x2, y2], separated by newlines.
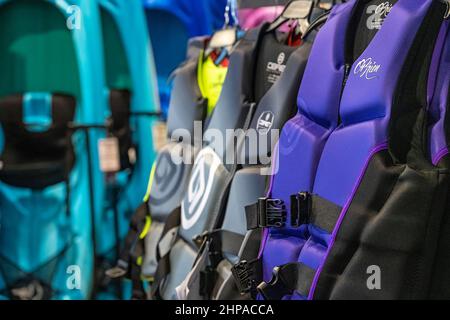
[306, 0, 442, 300]
[258, 0, 444, 301]
[259, 1, 351, 288]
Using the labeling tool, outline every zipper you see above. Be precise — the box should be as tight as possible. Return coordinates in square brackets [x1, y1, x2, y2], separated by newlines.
[338, 63, 352, 125]
[340, 64, 351, 100]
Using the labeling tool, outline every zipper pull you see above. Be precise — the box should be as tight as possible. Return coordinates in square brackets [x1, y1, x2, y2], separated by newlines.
[343, 64, 351, 85]
[340, 64, 351, 99]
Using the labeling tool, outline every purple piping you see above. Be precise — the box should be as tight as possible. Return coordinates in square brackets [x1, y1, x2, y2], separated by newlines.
[307, 142, 389, 300]
[432, 147, 449, 166]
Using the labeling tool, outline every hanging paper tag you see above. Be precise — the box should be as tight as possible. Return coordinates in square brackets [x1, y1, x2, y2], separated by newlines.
[152, 121, 168, 152]
[98, 137, 121, 173]
[283, 0, 313, 20]
[209, 28, 237, 49]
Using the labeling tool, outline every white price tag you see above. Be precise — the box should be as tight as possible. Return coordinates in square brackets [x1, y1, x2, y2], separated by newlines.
[152, 121, 168, 152]
[98, 137, 121, 173]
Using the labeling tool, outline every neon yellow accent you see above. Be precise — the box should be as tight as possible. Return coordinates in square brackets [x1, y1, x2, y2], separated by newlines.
[197, 51, 228, 116]
[142, 275, 155, 282]
[136, 256, 143, 266]
[139, 216, 152, 240]
[144, 162, 157, 202]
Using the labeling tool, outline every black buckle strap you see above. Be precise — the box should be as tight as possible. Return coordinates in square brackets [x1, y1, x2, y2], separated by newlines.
[257, 264, 295, 300]
[199, 266, 218, 298]
[245, 198, 287, 230]
[290, 192, 311, 228]
[257, 262, 316, 300]
[231, 259, 262, 295]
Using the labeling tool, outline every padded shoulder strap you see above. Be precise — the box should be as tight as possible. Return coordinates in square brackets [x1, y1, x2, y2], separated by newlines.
[297, 1, 353, 129]
[167, 50, 206, 139]
[205, 25, 268, 161]
[242, 41, 313, 165]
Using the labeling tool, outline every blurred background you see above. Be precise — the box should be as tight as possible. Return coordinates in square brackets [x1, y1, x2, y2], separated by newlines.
[0, 0, 289, 300]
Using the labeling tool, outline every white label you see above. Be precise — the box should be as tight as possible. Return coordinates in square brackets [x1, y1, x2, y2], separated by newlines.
[152, 121, 168, 152]
[98, 137, 121, 173]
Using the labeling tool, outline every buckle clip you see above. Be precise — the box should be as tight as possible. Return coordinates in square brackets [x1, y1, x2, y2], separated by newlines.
[290, 192, 311, 227]
[258, 197, 287, 228]
[231, 260, 258, 294]
[257, 266, 290, 300]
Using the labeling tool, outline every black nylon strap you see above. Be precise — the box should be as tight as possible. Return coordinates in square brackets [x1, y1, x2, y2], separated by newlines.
[130, 261, 146, 300]
[309, 195, 342, 233]
[151, 206, 181, 299]
[246, 194, 342, 233]
[105, 201, 150, 281]
[257, 262, 316, 300]
[245, 203, 259, 230]
[207, 229, 245, 257]
[151, 251, 171, 299]
[156, 206, 181, 260]
[245, 197, 287, 229]
[189, 229, 245, 299]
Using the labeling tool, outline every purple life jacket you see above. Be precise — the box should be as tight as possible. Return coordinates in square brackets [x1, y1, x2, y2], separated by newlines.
[429, 22, 450, 168]
[249, 0, 449, 300]
[425, 20, 450, 299]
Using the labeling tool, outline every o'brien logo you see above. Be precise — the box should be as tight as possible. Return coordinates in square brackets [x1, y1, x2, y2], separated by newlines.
[267, 52, 287, 73]
[367, 1, 393, 30]
[354, 58, 381, 80]
[257, 111, 275, 135]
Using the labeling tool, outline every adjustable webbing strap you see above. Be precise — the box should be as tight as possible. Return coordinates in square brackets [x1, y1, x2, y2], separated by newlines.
[245, 193, 341, 233]
[257, 262, 316, 300]
[105, 202, 150, 299]
[194, 229, 245, 298]
[307, 194, 341, 233]
[245, 198, 288, 229]
[150, 206, 181, 299]
[176, 241, 212, 300]
[178, 101, 258, 300]
[237, 193, 342, 298]
[194, 229, 245, 257]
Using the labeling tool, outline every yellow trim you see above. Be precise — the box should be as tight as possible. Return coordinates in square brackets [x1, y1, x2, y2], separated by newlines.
[143, 161, 157, 202]
[136, 256, 143, 267]
[139, 216, 152, 240]
[197, 51, 206, 101]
